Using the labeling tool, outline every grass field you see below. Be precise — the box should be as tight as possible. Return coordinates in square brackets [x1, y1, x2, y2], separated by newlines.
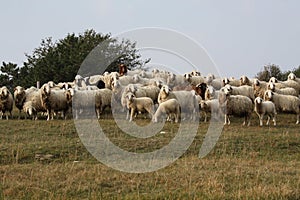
[0, 112, 299, 199]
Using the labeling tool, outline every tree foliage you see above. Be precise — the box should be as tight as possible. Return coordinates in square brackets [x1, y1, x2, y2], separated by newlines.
[0, 29, 149, 89]
[255, 64, 300, 82]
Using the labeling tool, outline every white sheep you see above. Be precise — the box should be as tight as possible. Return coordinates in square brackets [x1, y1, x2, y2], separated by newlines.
[199, 99, 220, 122]
[254, 97, 277, 126]
[268, 77, 300, 93]
[267, 82, 298, 97]
[204, 86, 220, 100]
[252, 79, 268, 98]
[288, 72, 300, 84]
[218, 91, 253, 126]
[125, 92, 154, 122]
[222, 77, 240, 87]
[264, 90, 300, 124]
[184, 73, 205, 86]
[0, 86, 13, 120]
[205, 74, 222, 90]
[23, 89, 46, 120]
[224, 84, 255, 102]
[94, 88, 112, 119]
[14, 86, 26, 119]
[152, 98, 181, 123]
[40, 84, 70, 120]
[240, 75, 254, 86]
[157, 85, 198, 120]
[67, 89, 95, 119]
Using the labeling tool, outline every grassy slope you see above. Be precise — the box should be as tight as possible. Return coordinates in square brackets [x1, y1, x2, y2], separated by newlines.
[0, 113, 299, 199]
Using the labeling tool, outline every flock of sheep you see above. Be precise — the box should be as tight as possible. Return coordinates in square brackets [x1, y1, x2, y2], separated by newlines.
[1, 68, 300, 126]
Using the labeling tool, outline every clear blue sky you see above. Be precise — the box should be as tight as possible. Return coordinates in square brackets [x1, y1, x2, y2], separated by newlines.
[1, 0, 299, 78]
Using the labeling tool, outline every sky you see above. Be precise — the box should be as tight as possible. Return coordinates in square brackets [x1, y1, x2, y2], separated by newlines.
[0, 0, 300, 78]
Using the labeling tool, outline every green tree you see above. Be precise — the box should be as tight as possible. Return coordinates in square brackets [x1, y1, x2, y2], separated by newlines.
[24, 29, 149, 87]
[0, 62, 20, 90]
[255, 64, 284, 81]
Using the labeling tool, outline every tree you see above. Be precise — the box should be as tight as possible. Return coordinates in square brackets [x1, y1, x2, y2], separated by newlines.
[255, 64, 284, 81]
[24, 29, 149, 87]
[0, 62, 20, 90]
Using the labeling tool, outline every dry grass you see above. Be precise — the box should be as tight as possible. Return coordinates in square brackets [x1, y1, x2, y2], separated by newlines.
[0, 113, 299, 199]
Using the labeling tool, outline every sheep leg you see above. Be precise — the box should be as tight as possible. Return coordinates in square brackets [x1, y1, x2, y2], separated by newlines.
[129, 108, 135, 122]
[46, 109, 51, 121]
[273, 114, 277, 126]
[266, 115, 270, 126]
[296, 114, 299, 125]
[260, 114, 264, 126]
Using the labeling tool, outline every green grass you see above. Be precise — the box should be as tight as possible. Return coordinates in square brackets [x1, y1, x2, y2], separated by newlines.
[0, 113, 299, 199]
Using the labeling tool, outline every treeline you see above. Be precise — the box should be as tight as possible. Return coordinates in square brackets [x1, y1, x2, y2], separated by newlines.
[0, 29, 149, 91]
[255, 64, 300, 82]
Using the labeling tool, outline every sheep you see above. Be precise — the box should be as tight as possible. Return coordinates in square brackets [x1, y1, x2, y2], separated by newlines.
[40, 84, 70, 120]
[94, 88, 112, 119]
[125, 92, 154, 122]
[23, 89, 46, 120]
[14, 86, 39, 119]
[252, 78, 268, 98]
[222, 77, 240, 87]
[269, 77, 300, 94]
[157, 85, 198, 120]
[240, 75, 253, 86]
[0, 86, 13, 120]
[184, 73, 205, 86]
[118, 75, 135, 86]
[189, 70, 201, 76]
[224, 84, 255, 102]
[152, 98, 181, 123]
[199, 99, 220, 122]
[288, 72, 300, 84]
[264, 90, 300, 124]
[67, 89, 95, 119]
[267, 82, 298, 97]
[205, 74, 222, 90]
[14, 86, 26, 119]
[204, 86, 220, 100]
[254, 97, 277, 126]
[132, 74, 151, 85]
[167, 73, 186, 88]
[218, 91, 253, 126]
[74, 75, 87, 88]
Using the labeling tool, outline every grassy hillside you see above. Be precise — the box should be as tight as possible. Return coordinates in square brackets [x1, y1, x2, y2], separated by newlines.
[0, 113, 299, 199]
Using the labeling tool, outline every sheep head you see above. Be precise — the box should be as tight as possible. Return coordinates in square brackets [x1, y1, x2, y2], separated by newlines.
[0, 86, 9, 98]
[264, 90, 273, 101]
[288, 72, 296, 80]
[269, 77, 278, 83]
[240, 75, 248, 85]
[267, 82, 275, 91]
[254, 97, 263, 105]
[161, 85, 171, 95]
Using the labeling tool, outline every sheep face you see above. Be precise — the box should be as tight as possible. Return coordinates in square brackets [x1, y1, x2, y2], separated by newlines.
[0, 87, 9, 98]
[268, 82, 275, 91]
[126, 93, 135, 102]
[42, 84, 51, 96]
[254, 97, 263, 105]
[253, 79, 260, 87]
[222, 77, 230, 86]
[190, 70, 201, 76]
[269, 77, 278, 83]
[184, 73, 191, 81]
[161, 85, 171, 95]
[240, 75, 248, 85]
[288, 73, 296, 80]
[264, 90, 273, 101]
